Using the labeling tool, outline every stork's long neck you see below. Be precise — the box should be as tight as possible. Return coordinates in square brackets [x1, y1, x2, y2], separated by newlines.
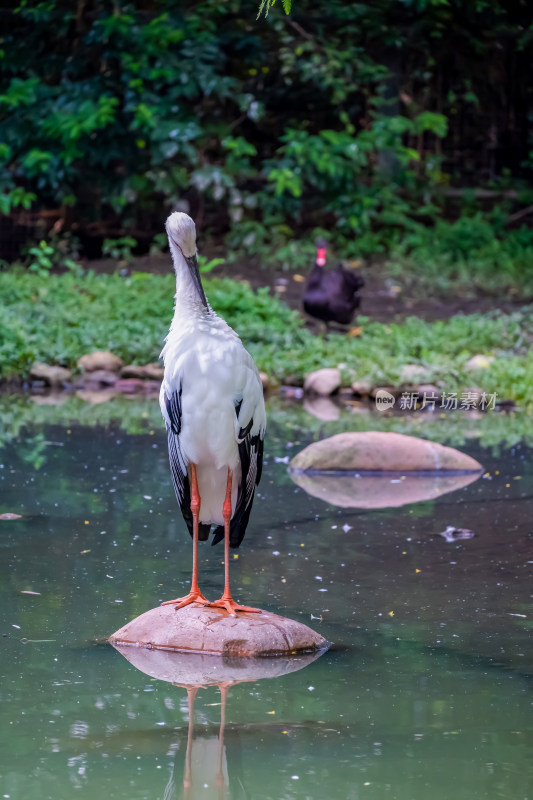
[170, 242, 209, 315]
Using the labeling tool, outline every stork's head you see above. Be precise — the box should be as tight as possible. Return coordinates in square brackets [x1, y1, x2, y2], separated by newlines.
[165, 211, 208, 308]
[166, 211, 197, 257]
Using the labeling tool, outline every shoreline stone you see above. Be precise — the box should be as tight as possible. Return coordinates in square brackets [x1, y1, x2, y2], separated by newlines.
[29, 362, 71, 388]
[351, 380, 372, 396]
[77, 351, 124, 373]
[304, 368, 341, 397]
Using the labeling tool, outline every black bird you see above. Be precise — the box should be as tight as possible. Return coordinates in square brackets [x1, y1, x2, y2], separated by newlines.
[303, 238, 365, 329]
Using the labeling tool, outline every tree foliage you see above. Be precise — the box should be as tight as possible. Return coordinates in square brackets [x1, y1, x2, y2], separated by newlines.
[1, 0, 533, 260]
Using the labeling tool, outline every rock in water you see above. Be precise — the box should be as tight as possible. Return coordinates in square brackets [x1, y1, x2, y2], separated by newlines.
[109, 604, 327, 657]
[290, 431, 482, 473]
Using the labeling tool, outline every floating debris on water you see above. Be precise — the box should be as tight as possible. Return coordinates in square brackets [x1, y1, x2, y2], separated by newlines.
[440, 526, 476, 542]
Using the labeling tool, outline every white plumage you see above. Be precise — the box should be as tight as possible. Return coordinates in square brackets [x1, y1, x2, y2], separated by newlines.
[161, 303, 264, 524]
[159, 211, 266, 613]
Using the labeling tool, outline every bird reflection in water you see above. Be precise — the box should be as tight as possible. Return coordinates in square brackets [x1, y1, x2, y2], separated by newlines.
[167, 681, 241, 800]
[112, 644, 327, 800]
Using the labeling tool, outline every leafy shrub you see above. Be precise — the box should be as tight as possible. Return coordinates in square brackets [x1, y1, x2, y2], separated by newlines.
[102, 237, 137, 263]
[387, 217, 533, 296]
[21, 233, 84, 277]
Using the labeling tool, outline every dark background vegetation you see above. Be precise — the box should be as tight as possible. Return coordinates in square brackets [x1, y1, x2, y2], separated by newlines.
[2, 0, 533, 272]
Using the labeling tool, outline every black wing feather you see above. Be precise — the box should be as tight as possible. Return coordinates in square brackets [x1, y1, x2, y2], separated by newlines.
[165, 384, 210, 541]
[211, 428, 264, 549]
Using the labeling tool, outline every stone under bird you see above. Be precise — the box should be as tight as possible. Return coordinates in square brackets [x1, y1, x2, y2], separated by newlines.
[159, 212, 266, 615]
[303, 237, 365, 329]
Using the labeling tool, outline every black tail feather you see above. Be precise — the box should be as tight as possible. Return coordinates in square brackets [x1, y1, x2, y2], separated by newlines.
[198, 523, 211, 541]
[210, 525, 224, 546]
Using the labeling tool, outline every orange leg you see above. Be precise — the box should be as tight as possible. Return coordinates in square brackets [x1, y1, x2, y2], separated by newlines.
[182, 685, 199, 799]
[206, 469, 260, 616]
[215, 683, 230, 797]
[162, 463, 209, 608]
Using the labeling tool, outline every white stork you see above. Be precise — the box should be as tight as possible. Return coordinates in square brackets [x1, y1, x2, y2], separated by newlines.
[159, 212, 266, 615]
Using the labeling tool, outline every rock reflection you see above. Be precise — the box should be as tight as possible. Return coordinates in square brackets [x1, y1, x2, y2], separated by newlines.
[112, 644, 325, 799]
[289, 469, 481, 508]
[303, 396, 340, 421]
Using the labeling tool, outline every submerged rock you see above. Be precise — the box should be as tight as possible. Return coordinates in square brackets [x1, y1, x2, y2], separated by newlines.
[109, 604, 327, 657]
[304, 368, 341, 396]
[289, 432, 482, 472]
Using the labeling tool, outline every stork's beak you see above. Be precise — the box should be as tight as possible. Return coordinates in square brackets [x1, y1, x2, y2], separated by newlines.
[185, 253, 208, 308]
[172, 235, 208, 308]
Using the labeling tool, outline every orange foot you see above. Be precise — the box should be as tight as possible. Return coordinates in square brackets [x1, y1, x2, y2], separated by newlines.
[206, 596, 261, 616]
[161, 589, 209, 609]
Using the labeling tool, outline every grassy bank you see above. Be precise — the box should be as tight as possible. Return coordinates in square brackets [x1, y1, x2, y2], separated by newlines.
[1, 268, 532, 406]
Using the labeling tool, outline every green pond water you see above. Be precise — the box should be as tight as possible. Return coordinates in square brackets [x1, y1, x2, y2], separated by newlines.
[0, 396, 531, 800]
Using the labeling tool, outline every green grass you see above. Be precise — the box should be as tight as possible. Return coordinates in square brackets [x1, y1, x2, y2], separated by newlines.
[1, 267, 532, 406]
[0, 268, 295, 374]
[383, 218, 533, 298]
